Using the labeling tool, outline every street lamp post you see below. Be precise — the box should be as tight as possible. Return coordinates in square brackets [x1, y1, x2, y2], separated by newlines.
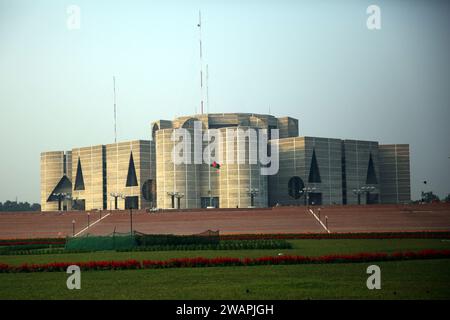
[53, 192, 70, 211]
[302, 186, 317, 206]
[87, 212, 90, 228]
[110, 192, 124, 210]
[352, 188, 363, 205]
[72, 219, 75, 236]
[130, 206, 133, 236]
[352, 186, 375, 205]
[167, 192, 176, 209]
[174, 192, 184, 210]
[111, 193, 130, 235]
[362, 186, 375, 204]
[247, 188, 259, 208]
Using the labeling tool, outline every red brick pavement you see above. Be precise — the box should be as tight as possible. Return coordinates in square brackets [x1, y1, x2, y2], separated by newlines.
[0, 204, 449, 239]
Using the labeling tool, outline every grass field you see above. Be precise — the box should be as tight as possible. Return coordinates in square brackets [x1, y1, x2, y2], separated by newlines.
[1, 260, 449, 299]
[1, 239, 450, 299]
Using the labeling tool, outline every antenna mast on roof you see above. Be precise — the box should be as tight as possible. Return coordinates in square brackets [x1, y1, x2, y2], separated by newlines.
[206, 64, 209, 114]
[198, 10, 204, 114]
[113, 76, 117, 143]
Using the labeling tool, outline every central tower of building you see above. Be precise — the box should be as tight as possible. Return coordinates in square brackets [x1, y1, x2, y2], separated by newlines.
[151, 113, 299, 209]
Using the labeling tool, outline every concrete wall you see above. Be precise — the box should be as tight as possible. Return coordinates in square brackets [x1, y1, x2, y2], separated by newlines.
[277, 117, 299, 139]
[153, 116, 273, 209]
[155, 129, 201, 209]
[41, 140, 154, 212]
[40, 151, 72, 211]
[379, 144, 411, 203]
[71, 145, 104, 211]
[268, 137, 342, 206]
[218, 127, 268, 208]
[105, 140, 154, 210]
[342, 140, 380, 204]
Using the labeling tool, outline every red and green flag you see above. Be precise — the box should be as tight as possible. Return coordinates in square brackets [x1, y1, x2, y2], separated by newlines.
[211, 161, 221, 172]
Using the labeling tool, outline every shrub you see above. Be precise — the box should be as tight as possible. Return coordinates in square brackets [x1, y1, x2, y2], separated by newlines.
[134, 234, 220, 247]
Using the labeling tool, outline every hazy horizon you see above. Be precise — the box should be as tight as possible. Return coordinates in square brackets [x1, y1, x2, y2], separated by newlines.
[1, 0, 449, 204]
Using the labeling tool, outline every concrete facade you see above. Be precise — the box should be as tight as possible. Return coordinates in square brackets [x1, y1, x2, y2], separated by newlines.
[40, 151, 72, 211]
[105, 140, 156, 210]
[40, 113, 411, 211]
[379, 144, 411, 204]
[41, 140, 155, 211]
[268, 137, 343, 206]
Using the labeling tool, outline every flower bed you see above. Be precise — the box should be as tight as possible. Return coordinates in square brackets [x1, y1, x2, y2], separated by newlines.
[220, 231, 450, 241]
[1, 250, 449, 273]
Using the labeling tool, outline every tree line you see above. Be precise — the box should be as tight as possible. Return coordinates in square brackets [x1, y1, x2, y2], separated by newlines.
[0, 201, 41, 212]
[415, 192, 450, 204]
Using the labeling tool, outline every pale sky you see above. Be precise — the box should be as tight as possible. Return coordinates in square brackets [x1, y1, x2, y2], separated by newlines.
[0, 0, 449, 203]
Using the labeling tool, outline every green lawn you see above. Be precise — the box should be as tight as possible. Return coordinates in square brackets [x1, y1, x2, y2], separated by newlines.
[1, 259, 449, 299]
[1, 239, 449, 300]
[1, 239, 449, 266]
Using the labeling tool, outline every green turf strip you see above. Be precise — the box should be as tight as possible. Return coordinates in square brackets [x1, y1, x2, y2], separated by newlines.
[0, 259, 449, 299]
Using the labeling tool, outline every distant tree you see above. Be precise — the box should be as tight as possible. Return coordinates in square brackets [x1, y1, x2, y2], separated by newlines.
[421, 191, 440, 203]
[444, 194, 450, 203]
[30, 203, 41, 211]
[0, 201, 41, 212]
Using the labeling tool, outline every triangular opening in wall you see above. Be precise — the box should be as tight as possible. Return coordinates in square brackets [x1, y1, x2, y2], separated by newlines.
[366, 153, 378, 184]
[126, 152, 138, 187]
[74, 158, 85, 191]
[308, 149, 322, 183]
[47, 176, 72, 201]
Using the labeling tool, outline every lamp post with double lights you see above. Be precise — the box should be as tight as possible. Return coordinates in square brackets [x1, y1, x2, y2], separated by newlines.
[167, 191, 184, 209]
[110, 192, 124, 210]
[113, 193, 132, 235]
[174, 192, 184, 210]
[167, 191, 176, 209]
[52, 192, 71, 211]
[302, 186, 317, 207]
[353, 186, 375, 205]
[247, 188, 259, 208]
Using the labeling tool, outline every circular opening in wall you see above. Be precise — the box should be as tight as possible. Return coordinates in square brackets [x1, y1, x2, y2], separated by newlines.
[142, 179, 154, 201]
[288, 176, 304, 199]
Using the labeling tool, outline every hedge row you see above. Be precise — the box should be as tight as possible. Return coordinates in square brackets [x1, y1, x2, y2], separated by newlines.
[0, 239, 65, 246]
[0, 243, 65, 254]
[1, 231, 448, 248]
[134, 234, 220, 246]
[1, 249, 449, 273]
[118, 240, 292, 252]
[0, 248, 66, 256]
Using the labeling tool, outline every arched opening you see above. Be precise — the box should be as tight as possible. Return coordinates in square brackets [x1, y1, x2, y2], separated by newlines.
[288, 176, 304, 199]
[142, 179, 156, 207]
